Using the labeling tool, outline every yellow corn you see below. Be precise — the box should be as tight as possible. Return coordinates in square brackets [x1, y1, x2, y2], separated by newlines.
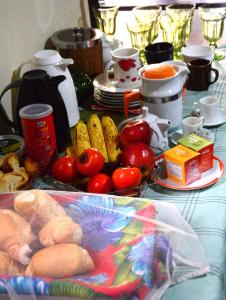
[76, 120, 91, 157]
[101, 115, 121, 162]
[87, 114, 109, 163]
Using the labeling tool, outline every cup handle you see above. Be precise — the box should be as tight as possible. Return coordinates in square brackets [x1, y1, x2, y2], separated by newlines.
[104, 60, 117, 84]
[200, 116, 205, 127]
[208, 68, 219, 85]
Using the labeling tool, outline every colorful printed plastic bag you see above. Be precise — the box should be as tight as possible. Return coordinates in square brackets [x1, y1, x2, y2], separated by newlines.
[0, 190, 209, 299]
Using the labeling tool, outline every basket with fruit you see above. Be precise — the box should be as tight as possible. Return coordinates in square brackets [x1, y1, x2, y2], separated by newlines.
[50, 113, 156, 197]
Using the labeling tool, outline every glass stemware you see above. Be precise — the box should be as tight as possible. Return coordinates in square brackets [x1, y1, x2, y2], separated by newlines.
[160, 14, 188, 60]
[126, 14, 159, 63]
[93, 6, 119, 41]
[166, 3, 196, 48]
[199, 4, 226, 61]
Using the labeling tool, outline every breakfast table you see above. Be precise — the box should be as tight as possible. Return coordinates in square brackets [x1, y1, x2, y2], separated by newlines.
[12, 50, 226, 300]
[140, 52, 226, 300]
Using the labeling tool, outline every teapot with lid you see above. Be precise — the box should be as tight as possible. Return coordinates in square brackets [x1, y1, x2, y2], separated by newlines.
[17, 50, 80, 128]
[118, 107, 171, 154]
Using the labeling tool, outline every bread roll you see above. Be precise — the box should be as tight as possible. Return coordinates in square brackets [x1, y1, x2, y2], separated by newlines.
[39, 216, 83, 247]
[14, 190, 66, 229]
[0, 250, 24, 275]
[0, 209, 32, 237]
[25, 243, 94, 278]
[0, 212, 32, 265]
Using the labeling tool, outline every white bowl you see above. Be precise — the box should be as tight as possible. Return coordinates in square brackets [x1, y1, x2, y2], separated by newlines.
[181, 45, 214, 63]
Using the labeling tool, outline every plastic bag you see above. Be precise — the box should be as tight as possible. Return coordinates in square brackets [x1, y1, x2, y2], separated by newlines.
[0, 190, 209, 300]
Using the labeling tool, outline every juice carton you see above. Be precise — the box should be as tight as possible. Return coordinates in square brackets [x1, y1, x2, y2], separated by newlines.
[178, 133, 213, 173]
[164, 144, 201, 185]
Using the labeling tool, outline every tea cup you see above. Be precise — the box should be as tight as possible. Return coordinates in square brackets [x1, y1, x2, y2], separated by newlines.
[193, 96, 221, 124]
[182, 116, 205, 136]
[104, 47, 141, 88]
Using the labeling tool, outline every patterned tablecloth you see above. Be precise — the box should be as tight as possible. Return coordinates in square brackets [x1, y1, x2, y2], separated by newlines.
[141, 56, 226, 300]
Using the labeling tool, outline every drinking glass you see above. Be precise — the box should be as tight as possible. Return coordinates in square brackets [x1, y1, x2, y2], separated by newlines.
[126, 15, 158, 63]
[93, 6, 119, 40]
[159, 14, 188, 60]
[199, 4, 226, 60]
[166, 3, 195, 47]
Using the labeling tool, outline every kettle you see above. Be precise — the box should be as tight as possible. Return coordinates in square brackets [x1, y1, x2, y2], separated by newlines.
[17, 50, 80, 127]
[118, 107, 171, 155]
[0, 69, 71, 153]
[124, 61, 189, 132]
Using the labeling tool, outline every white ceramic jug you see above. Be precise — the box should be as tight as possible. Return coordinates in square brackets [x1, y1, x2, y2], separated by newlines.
[18, 50, 80, 127]
[124, 61, 189, 131]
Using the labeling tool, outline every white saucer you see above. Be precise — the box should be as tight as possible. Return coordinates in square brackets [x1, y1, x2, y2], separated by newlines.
[93, 73, 141, 93]
[204, 108, 226, 127]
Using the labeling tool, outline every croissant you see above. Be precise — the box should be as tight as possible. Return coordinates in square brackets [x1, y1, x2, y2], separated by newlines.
[0, 250, 24, 275]
[0, 212, 32, 265]
[25, 243, 95, 278]
[14, 189, 66, 229]
[38, 216, 83, 247]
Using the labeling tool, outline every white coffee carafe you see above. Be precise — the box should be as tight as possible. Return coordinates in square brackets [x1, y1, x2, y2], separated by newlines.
[18, 50, 80, 127]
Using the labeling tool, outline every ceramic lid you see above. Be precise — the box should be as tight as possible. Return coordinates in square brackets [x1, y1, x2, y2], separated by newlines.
[50, 27, 103, 49]
[34, 50, 61, 66]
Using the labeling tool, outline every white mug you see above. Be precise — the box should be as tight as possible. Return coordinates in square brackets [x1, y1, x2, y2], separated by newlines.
[182, 116, 205, 136]
[104, 47, 141, 88]
[193, 96, 220, 123]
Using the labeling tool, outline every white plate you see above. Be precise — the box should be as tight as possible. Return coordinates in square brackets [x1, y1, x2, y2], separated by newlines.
[94, 98, 140, 109]
[204, 108, 226, 127]
[153, 156, 224, 190]
[93, 73, 141, 93]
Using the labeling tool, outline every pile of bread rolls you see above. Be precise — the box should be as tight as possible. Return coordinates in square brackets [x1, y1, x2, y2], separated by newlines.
[0, 189, 94, 278]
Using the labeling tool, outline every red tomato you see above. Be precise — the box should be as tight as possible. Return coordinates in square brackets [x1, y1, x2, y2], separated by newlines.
[52, 156, 77, 183]
[112, 167, 142, 190]
[87, 173, 113, 194]
[76, 148, 105, 177]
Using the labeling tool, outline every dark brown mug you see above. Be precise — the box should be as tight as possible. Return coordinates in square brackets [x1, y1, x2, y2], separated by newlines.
[187, 59, 219, 91]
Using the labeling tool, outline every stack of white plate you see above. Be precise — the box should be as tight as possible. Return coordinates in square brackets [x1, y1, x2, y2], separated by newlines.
[93, 73, 140, 110]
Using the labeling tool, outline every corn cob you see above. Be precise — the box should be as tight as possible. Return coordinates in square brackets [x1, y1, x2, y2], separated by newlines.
[101, 115, 121, 162]
[87, 114, 109, 163]
[76, 120, 91, 157]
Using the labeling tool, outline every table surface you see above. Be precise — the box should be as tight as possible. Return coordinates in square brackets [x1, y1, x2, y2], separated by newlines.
[30, 55, 226, 300]
[141, 56, 226, 300]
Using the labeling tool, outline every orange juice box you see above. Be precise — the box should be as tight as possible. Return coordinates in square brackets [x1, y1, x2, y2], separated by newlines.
[163, 144, 201, 185]
[178, 133, 214, 173]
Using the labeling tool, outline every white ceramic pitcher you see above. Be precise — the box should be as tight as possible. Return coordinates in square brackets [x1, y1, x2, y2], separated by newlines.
[18, 50, 80, 127]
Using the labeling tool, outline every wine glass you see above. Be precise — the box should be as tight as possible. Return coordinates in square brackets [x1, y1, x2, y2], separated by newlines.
[199, 4, 226, 60]
[126, 14, 158, 63]
[166, 3, 195, 47]
[93, 6, 119, 41]
[159, 14, 188, 60]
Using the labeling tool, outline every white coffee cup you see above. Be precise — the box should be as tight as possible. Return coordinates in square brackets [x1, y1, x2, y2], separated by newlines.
[104, 47, 141, 88]
[181, 45, 214, 63]
[182, 116, 205, 136]
[193, 96, 220, 123]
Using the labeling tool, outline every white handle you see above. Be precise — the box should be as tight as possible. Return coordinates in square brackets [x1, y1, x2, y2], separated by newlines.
[104, 60, 117, 85]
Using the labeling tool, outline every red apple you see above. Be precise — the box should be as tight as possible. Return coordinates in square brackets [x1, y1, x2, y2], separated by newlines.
[120, 120, 152, 147]
[120, 142, 155, 177]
